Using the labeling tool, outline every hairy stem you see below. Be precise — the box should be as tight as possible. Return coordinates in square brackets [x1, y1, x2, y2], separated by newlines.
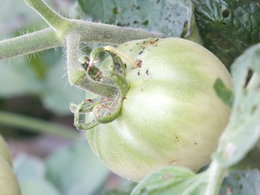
[66, 33, 118, 97]
[24, 0, 70, 33]
[0, 111, 79, 140]
[0, 28, 62, 60]
[70, 20, 163, 45]
[205, 162, 226, 195]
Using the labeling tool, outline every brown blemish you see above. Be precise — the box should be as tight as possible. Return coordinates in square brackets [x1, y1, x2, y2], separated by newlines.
[135, 59, 142, 68]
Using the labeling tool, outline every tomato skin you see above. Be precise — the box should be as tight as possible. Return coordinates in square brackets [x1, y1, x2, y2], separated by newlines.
[87, 38, 232, 182]
[0, 135, 21, 194]
[0, 135, 12, 166]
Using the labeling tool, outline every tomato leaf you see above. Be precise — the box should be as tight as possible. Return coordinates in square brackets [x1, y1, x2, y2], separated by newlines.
[131, 166, 206, 195]
[193, 0, 260, 66]
[13, 154, 60, 195]
[212, 43, 260, 168]
[220, 169, 260, 195]
[46, 141, 109, 195]
[77, 0, 193, 37]
[214, 78, 234, 107]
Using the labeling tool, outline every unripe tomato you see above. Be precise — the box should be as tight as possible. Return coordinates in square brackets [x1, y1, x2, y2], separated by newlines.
[0, 158, 21, 195]
[86, 38, 232, 182]
[0, 135, 12, 166]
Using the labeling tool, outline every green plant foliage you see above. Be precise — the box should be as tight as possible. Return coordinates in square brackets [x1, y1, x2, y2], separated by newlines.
[78, 0, 193, 37]
[41, 57, 85, 115]
[13, 154, 60, 195]
[131, 166, 206, 195]
[220, 169, 260, 195]
[193, 0, 260, 66]
[46, 141, 109, 195]
[212, 43, 260, 168]
[0, 58, 42, 97]
[214, 78, 234, 107]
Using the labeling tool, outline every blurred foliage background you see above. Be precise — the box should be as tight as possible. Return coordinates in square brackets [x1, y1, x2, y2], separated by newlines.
[0, 0, 259, 194]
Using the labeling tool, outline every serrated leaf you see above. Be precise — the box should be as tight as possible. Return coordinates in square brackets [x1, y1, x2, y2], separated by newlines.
[220, 169, 260, 195]
[214, 78, 234, 107]
[78, 0, 193, 37]
[131, 166, 206, 195]
[193, 0, 260, 66]
[212, 43, 260, 168]
[46, 141, 109, 195]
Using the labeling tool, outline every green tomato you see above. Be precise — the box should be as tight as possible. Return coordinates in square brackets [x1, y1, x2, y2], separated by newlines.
[0, 135, 12, 166]
[0, 157, 21, 195]
[86, 38, 232, 182]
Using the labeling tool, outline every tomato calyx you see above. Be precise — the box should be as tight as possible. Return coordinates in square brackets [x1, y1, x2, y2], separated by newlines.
[70, 46, 131, 130]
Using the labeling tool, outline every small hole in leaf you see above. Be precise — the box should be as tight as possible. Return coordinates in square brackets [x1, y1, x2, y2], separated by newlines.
[112, 7, 119, 15]
[244, 69, 253, 88]
[251, 105, 257, 114]
[142, 20, 149, 25]
[222, 9, 230, 18]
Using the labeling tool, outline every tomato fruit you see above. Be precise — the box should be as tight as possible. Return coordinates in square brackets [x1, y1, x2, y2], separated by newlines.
[0, 135, 21, 194]
[0, 135, 12, 166]
[0, 158, 21, 195]
[86, 38, 232, 182]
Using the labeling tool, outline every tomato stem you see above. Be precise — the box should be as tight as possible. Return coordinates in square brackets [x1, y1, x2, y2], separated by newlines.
[24, 0, 70, 34]
[205, 162, 226, 195]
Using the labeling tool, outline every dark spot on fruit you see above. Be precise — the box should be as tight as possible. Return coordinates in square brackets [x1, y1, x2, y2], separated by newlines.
[149, 39, 159, 46]
[112, 7, 119, 15]
[135, 59, 142, 68]
[130, 49, 132, 52]
[222, 9, 230, 18]
[137, 71, 141, 76]
[141, 89, 144, 92]
[194, 142, 198, 145]
[138, 50, 144, 55]
[145, 69, 149, 75]
[133, 20, 139, 24]
[157, 0, 161, 3]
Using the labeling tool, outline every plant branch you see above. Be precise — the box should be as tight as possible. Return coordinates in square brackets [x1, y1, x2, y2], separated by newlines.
[0, 28, 62, 60]
[0, 0, 164, 61]
[24, 0, 70, 33]
[205, 162, 226, 195]
[70, 20, 164, 45]
[66, 33, 118, 97]
[0, 111, 79, 140]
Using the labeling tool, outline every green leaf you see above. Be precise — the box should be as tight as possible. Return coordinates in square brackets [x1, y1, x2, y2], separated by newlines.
[13, 154, 60, 195]
[131, 166, 206, 195]
[193, 0, 260, 66]
[0, 57, 42, 97]
[41, 57, 85, 115]
[0, 0, 42, 38]
[220, 169, 260, 195]
[78, 0, 193, 37]
[212, 43, 260, 168]
[46, 141, 109, 195]
[214, 78, 234, 107]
